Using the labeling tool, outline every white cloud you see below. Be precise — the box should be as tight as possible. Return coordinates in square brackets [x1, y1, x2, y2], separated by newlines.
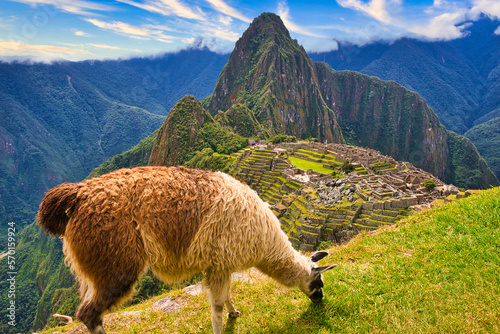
[84, 18, 175, 43]
[470, 0, 500, 20]
[277, 1, 325, 37]
[182, 37, 196, 44]
[336, 0, 401, 24]
[334, 0, 475, 42]
[85, 18, 150, 36]
[118, 0, 205, 21]
[495, 26, 500, 35]
[74, 30, 91, 37]
[206, 27, 239, 41]
[407, 10, 469, 40]
[203, 0, 251, 23]
[87, 43, 120, 50]
[0, 39, 91, 56]
[5, 0, 113, 16]
[218, 15, 233, 26]
[302, 38, 339, 53]
[185, 36, 233, 53]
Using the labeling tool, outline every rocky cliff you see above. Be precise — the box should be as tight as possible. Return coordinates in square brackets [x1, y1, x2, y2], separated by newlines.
[315, 65, 449, 179]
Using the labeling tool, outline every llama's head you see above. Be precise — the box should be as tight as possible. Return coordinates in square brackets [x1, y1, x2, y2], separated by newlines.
[301, 251, 337, 303]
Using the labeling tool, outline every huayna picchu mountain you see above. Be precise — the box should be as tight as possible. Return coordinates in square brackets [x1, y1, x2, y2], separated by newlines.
[155, 13, 498, 189]
[205, 13, 343, 143]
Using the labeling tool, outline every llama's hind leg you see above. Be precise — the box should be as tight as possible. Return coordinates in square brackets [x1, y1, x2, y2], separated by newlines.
[65, 216, 147, 333]
[76, 280, 106, 334]
[76, 267, 143, 334]
[76, 300, 106, 334]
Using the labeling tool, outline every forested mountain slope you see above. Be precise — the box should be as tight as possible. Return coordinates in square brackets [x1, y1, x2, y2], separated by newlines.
[309, 18, 500, 134]
[0, 49, 228, 244]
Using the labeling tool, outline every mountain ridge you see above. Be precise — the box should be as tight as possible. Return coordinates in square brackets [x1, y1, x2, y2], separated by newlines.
[309, 17, 500, 134]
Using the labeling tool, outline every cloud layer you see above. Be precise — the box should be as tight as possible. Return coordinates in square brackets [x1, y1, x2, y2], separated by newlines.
[1, 0, 499, 60]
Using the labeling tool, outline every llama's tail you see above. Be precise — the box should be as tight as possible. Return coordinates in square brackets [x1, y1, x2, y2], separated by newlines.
[37, 183, 80, 236]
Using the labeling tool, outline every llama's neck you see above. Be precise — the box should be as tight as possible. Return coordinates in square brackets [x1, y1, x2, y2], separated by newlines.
[256, 231, 311, 288]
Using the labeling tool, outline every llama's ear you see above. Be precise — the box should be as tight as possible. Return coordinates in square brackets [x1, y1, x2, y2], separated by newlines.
[311, 251, 329, 262]
[311, 264, 338, 277]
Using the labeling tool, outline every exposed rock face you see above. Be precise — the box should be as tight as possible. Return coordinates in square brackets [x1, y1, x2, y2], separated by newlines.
[206, 13, 343, 143]
[315, 64, 450, 179]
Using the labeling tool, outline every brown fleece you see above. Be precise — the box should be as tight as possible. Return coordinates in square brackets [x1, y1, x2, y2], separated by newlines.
[37, 182, 80, 236]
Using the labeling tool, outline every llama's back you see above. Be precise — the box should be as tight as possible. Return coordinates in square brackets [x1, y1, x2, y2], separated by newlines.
[58, 166, 289, 283]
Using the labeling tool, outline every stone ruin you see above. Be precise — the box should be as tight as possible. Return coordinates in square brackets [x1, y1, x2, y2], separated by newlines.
[229, 142, 462, 251]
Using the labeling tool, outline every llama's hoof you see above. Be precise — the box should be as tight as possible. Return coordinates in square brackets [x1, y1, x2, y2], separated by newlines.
[229, 310, 241, 318]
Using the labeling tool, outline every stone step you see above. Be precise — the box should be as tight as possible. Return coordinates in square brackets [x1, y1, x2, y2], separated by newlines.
[368, 214, 396, 224]
[300, 230, 320, 245]
[373, 209, 400, 217]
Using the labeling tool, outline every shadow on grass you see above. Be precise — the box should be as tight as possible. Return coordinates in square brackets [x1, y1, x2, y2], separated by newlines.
[224, 316, 238, 334]
[261, 297, 349, 334]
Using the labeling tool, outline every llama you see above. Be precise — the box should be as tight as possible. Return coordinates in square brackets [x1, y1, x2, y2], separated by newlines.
[37, 166, 336, 334]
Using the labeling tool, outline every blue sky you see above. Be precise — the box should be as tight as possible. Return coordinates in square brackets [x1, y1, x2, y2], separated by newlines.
[0, 0, 499, 61]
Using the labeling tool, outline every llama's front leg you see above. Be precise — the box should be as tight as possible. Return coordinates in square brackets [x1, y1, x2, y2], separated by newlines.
[206, 271, 231, 334]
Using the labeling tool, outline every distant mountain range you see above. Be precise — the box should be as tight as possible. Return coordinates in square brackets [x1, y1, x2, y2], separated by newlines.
[0, 49, 228, 242]
[309, 17, 500, 134]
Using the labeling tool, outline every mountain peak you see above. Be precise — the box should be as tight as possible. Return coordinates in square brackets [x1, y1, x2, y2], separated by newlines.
[246, 12, 291, 38]
[206, 13, 343, 143]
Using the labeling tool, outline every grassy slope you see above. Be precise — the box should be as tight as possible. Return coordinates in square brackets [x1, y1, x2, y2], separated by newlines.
[41, 187, 500, 333]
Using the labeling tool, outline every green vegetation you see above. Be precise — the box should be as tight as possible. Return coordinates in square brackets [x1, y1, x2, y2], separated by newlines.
[185, 148, 235, 173]
[268, 134, 297, 144]
[196, 122, 248, 156]
[87, 130, 158, 179]
[422, 179, 437, 191]
[289, 156, 333, 175]
[340, 159, 355, 174]
[446, 130, 499, 189]
[41, 188, 500, 334]
[149, 96, 248, 166]
[0, 222, 75, 334]
[215, 103, 263, 138]
[465, 116, 500, 181]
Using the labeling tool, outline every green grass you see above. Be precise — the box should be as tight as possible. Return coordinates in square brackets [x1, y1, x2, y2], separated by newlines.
[289, 156, 333, 175]
[41, 188, 500, 334]
[295, 149, 342, 165]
